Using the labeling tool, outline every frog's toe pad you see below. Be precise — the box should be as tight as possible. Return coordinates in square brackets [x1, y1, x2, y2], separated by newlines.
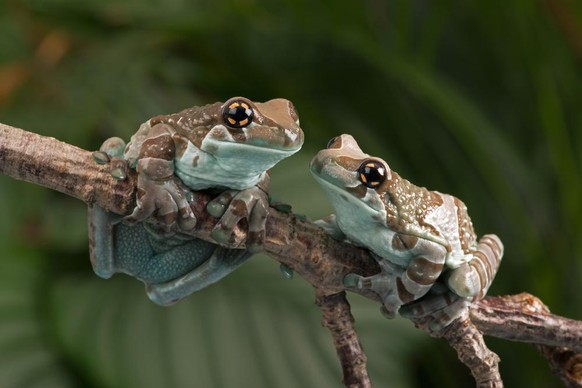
[344, 273, 364, 289]
[99, 137, 126, 157]
[110, 157, 128, 180]
[93, 151, 110, 165]
[245, 234, 265, 254]
[380, 305, 398, 320]
[207, 191, 234, 218]
[211, 227, 235, 245]
[177, 210, 197, 231]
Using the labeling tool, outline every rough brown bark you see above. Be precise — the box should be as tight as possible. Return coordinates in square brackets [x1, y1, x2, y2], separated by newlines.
[315, 290, 372, 388]
[440, 316, 503, 388]
[473, 294, 582, 386]
[1, 122, 581, 387]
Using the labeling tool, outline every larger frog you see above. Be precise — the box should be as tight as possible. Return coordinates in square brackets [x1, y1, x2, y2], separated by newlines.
[310, 134, 502, 330]
[89, 97, 303, 306]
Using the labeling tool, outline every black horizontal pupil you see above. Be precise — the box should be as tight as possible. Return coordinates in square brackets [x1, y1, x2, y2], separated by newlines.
[358, 161, 386, 188]
[228, 106, 249, 121]
[224, 101, 253, 128]
[363, 166, 382, 181]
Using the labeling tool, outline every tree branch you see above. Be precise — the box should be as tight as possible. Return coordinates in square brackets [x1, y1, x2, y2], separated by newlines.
[472, 293, 582, 386]
[1, 122, 581, 387]
[0, 122, 380, 295]
[315, 290, 371, 388]
[440, 316, 502, 388]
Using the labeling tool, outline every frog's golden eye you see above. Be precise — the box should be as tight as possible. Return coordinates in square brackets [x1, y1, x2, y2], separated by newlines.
[222, 100, 254, 128]
[357, 160, 387, 189]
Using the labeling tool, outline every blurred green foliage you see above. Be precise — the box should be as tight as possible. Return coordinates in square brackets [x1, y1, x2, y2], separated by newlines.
[0, 0, 581, 387]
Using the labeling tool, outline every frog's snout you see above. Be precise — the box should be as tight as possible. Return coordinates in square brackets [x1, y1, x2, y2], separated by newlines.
[252, 99, 304, 151]
[309, 149, 327, 175]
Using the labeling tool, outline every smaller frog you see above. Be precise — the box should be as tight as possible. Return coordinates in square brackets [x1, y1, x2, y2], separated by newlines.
[310, 134, 502, 330]
[89, 97, 303, 305]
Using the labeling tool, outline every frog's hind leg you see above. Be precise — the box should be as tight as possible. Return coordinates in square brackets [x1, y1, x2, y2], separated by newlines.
[400, 234, 503, 333]
[146, 247, 252, 306]
[89, 137, 130, 276]
[344, 239, 448, 319]
[88, 204, 125, 279]
[447, 234, 503, 300]
[89, 205, 160, 279]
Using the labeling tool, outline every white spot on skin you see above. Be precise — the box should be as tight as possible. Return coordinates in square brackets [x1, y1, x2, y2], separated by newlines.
[285, 128, 298, 142]
[424, 194, 471, 268]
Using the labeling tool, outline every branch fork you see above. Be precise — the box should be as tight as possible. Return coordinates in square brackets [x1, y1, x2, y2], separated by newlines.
[1, 122, 581, 387]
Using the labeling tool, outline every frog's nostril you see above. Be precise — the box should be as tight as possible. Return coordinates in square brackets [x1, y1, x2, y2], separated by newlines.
[327, 137, 337, 148]
[326, 136, 342, 149]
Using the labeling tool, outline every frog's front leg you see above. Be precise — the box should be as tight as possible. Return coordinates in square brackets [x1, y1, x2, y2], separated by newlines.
[92, 128, 196, 233]
[127, 124, 196, 232]
[93, 136, 130, 179]
[205, 177, 271, 253]
[314, 214, 347, 241]
[344, 236, 447, 318]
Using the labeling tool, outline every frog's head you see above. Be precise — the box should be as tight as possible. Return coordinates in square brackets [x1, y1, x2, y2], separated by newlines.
[310, 134, 393, 219]
[197, 97, 304, 169]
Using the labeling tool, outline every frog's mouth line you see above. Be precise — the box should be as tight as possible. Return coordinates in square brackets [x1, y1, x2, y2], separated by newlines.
[206, 138, 303, 155]
[203, 123, 303, 154]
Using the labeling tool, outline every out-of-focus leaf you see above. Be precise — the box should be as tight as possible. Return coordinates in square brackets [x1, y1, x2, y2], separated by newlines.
[0, 251, 74, 388]
[49, 256, 424, 388]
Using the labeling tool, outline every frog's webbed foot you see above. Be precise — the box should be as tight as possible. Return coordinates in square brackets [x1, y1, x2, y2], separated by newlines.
[206, 187, 269, 253]
[399, 287, 470, 333]
[343, 254, 403, 319]
[92, 137, 130, 180]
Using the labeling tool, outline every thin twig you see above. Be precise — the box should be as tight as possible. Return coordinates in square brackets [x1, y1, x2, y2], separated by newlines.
[1, 122, 582, 387]
[315, 290, 372, 388]
[439, 316, 502, 388]
[472, 293, 582, 386]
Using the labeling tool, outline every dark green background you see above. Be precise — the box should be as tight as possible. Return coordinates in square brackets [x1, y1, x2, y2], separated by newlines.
[0, 1, 580, 387]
